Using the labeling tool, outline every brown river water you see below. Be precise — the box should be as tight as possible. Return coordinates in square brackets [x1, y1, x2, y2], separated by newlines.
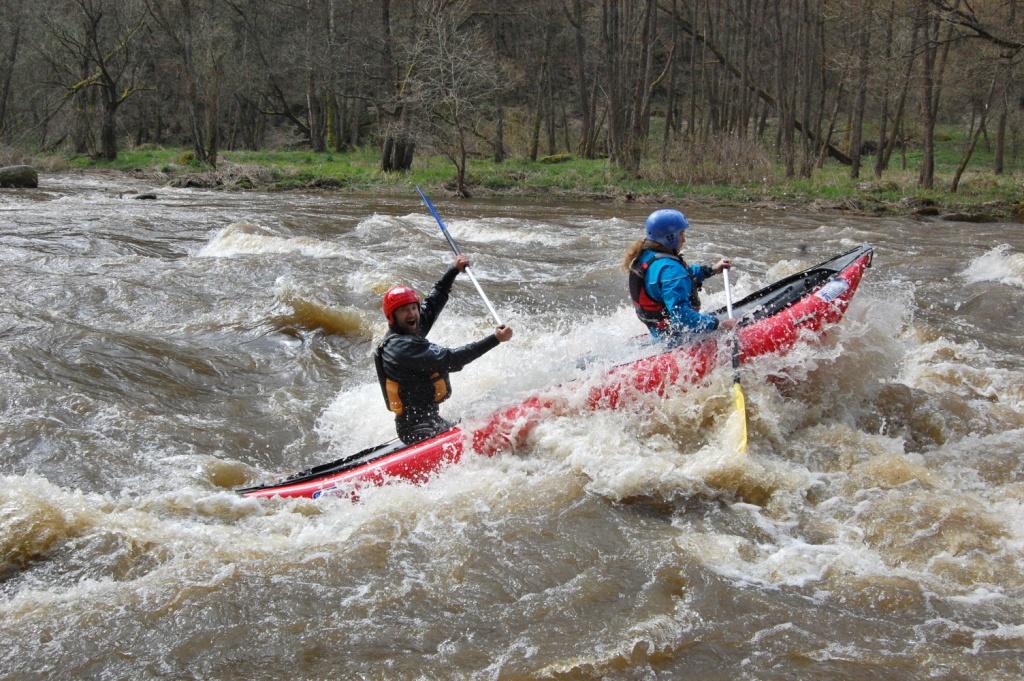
[1, 173, 1023, 680]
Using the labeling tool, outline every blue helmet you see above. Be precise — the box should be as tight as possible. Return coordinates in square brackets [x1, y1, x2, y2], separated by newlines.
[644, 209, 688, 250]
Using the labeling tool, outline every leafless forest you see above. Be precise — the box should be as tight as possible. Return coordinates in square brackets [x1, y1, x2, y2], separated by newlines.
[1, 0, 1021, 194]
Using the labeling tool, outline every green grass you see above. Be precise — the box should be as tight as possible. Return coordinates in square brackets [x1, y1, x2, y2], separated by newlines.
[66, 146, 182, 170]
[49, 124, 1023, 217]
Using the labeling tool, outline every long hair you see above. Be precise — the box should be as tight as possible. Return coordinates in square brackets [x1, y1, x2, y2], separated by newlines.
[622, 238, 674, 271]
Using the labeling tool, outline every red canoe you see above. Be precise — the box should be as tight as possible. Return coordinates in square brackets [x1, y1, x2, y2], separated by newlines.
[238, 244, 873, 500]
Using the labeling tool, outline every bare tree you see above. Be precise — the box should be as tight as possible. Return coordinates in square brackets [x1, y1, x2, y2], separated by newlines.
[670, 4, 851, 167]
[917, 0, 957, 189]
[0, 0, 27, 140]
[0, 0, 1018, 186]
[381, 0, 417, 173]
[848, 0, 873, 179]
[145, 0, 226, 166]
[928, 0, 1024, 56]
[39, 0, 148, 159]
[566, 0, 599, 158]
[873, 0, 896, 179]
[993, 62, 1015, 174]
[404, 0, 502, 196]
[601, 0, 667, 173]
[303, 0, 325, 152]
[878, 7, 919, 174]
[950, 63, 1002, 191]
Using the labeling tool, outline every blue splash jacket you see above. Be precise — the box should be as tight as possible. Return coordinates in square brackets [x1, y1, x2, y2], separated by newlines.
[637, 250, 719, 339]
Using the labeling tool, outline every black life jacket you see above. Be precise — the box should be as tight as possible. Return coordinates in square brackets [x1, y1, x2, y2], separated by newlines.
[628, 252, 702, 331]
[373, 332, 451, 417]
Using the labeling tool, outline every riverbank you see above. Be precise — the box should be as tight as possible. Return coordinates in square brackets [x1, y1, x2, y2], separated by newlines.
[11, 144, 1024, 222]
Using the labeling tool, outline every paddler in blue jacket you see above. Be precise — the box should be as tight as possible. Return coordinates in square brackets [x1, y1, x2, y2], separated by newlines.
[374, 255, 513, 445]
[624, 209, 736, 343]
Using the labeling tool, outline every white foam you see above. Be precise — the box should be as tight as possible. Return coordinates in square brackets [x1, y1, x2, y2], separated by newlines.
[900, 337, 1024, 410]
[317, 381, 397, 452]
[961, 244, 1024, 288]
[376, 213, 577, 249]
[195, 221, 351, 259]
[315, 304, 653, 458]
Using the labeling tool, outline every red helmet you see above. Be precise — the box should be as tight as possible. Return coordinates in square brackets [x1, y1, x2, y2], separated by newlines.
[382, 286, 420, 323]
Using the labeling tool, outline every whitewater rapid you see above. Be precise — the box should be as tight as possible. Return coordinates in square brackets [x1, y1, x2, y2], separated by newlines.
[2, 174, 1023, 679]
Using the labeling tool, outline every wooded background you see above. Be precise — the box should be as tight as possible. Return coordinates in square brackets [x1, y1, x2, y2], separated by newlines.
[1, 0, 1020, 195]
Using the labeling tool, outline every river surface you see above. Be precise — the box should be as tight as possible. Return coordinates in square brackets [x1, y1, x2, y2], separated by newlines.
[1, 173, 1023, 680]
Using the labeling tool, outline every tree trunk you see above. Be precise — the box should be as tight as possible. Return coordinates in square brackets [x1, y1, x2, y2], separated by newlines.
[307, 86, 324, 151]
[994, 69, 1009, 174]
[661, 0, 679, 161]
[849, 1, 872, 179]
[740, 0, 756, 139]
[624, 0, 657, 172]
[0, 1, 23, 139]
[187, 42, 210, 161]
[544, 55, 557, 155]
[821, 84, 843, 168]
[529, 77, 543, 161]
[561, 101, 572, 152]
[305, 0, 324, 152]
[326, 94, 338, 151]
[571, 0, 595, 158]
[154, 107, 164, 145]
[773, 0, 795, 177]
[994, 109, 1007, 174]
[918, 0, 955, 190]
[381, 128, 411, 172]
[813, 6, 828, 169]
[490, 10, 505, 162]
[880, 21, 918, 172]
[456, 128, 469, 197]
[99, 98, 118, 160]
[382, 106, 415, 172]
[874, 0, 895, 179]
[917, 3, 936, 189]
[798, 2, 812, 177]
[206, 56, 221, 167]
[950, 70, 999, 192]
[379, 0, 415, 172]
[602, 0, 626, 167]
[587, 81, 602, 155]
[493, 104, 505, 162]
[349, 99, 362, 148]
[72, 95, 92, 155]
[756, 98, 768, 139]
[686, 0, 698, 140]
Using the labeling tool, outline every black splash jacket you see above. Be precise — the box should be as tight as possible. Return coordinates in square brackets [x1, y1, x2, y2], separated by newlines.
[374, 266, 500, 441]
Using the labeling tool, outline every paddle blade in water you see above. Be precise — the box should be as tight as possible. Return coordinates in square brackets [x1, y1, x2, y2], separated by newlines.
[730, 382, 748, 454]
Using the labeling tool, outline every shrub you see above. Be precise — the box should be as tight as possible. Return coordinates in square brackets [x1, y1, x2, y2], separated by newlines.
[647, 135, 775, 185]
[539, 153, 573, 164]
[0, 145, 26, 166]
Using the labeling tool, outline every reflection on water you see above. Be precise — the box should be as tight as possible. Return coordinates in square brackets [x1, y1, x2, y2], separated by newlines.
[1, 173, 1023, 679]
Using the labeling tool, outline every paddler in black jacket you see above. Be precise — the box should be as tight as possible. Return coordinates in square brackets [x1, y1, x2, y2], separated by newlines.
[374, 255, 513, 445]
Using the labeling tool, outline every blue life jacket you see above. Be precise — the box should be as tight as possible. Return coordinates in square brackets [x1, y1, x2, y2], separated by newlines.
[629, 249, 721, 339]
[628, 251, 702, 331]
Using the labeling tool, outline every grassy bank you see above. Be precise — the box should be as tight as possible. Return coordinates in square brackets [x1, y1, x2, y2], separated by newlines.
[25, 132, 1024, 220]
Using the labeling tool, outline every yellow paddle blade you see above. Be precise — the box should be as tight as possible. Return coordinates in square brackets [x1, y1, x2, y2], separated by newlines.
[732, 382, 748, 454]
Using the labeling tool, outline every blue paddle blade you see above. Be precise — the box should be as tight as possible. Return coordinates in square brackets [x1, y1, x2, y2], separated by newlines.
[416, 185, 461, 254]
